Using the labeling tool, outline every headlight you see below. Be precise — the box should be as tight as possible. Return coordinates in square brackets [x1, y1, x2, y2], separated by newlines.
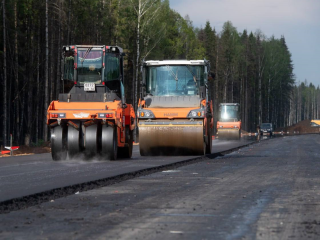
[187, 109, 204, 118]
[138, 109, 155, 118]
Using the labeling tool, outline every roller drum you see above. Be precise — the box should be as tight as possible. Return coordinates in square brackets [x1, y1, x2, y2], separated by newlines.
[139, 125, 205, 156]
[218, 129, 240, 140]
[51, 126, 67, 161]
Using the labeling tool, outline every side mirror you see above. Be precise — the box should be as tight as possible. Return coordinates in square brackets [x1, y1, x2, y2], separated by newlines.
[208, 72, 215, 81]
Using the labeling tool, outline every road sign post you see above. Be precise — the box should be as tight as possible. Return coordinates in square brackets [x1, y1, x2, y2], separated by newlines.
[1, 134, 19, 156]
[10, 134, 13, 156]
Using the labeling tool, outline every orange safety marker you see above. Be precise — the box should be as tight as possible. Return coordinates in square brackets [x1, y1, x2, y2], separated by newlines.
[1, 150, 11, 155]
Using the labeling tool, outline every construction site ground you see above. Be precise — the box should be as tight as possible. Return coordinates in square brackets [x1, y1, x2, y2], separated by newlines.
[1, 119, 318, 158]
[1, 132, 320, 239]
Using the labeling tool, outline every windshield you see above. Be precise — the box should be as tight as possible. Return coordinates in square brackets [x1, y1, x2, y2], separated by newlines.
[77, 49, 103, 84]
[261, 123, 272, 129]
[219, 105, 239, 121]
[145, 65, 205, 96]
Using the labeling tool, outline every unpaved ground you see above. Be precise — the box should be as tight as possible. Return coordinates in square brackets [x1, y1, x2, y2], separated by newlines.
[276, 119, 320, 134]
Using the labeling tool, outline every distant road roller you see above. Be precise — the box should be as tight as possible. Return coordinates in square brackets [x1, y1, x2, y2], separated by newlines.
[217, 103, 241, 140]
[137, 60, 214, 155]
[47, 45, 135, 160]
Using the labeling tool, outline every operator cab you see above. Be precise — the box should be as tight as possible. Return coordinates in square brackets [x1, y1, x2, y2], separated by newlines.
[60, 45, 125, 103]
[142, 60, 210, 108]
[219, 103, 240, 122]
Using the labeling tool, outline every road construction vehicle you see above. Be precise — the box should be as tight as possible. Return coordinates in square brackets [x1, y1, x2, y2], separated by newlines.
[217, 103, 241, 140]
[259, 123, 273, 136]
[47, 45, 135, 160]
[137, 60, 213, 155]
[311, 120, 320, 127]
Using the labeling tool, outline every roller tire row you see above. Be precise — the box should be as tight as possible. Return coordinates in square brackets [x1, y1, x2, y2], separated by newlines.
[51, 123, 133, 161]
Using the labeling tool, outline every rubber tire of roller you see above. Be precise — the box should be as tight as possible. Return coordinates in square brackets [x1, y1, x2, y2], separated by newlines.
[51, 126, 67, 161]
[205, 127, 212, 154]
[101, 126, 118, 160]
[68, 125, 81, 159]
[118, 127, 133, 159]
[85, 124, 99, 157]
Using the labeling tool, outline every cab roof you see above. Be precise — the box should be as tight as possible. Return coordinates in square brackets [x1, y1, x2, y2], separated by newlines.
[144, 60, 208, 66]
[219, 103, 240, 106]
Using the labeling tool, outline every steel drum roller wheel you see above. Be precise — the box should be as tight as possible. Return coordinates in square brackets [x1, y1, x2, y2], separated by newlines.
[139, 125, 204, 156]
[101, 126, 118, 160]
[68, 124, 81, 158]
[51, 126, 67, 161]
[218, 129, 240, 140]
[85, 124, 99, 157]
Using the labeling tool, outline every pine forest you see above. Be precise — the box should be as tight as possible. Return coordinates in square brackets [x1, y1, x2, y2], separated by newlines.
[1, 0, 319, 146]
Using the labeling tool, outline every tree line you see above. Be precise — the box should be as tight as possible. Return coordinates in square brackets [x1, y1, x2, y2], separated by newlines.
[289, 81, 320, 125]
[0, 0, 313, 147]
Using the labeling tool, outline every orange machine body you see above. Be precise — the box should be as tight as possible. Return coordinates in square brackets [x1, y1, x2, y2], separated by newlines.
[47, 101, 135, 147]
[137, 60, 214, 155]
[217, 120, 241, 130]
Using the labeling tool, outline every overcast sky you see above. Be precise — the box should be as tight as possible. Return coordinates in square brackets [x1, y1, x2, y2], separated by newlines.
[169, 0, 320, 87]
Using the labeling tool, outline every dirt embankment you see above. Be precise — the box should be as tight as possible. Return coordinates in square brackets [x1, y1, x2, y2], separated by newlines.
[0, 144, 51, 158]
[275, 119, 320, 134]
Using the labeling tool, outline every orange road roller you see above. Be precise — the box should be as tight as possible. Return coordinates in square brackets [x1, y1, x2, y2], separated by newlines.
[217, 103, 241, 140]
[137, 60, 214, 155]
[47, 45, 135, 160]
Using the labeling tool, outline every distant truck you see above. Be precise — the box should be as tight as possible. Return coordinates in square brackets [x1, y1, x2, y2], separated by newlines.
[260, 123, 273, 136]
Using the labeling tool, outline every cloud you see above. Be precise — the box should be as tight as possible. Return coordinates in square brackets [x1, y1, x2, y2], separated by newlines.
[170, 0, 320, 85]
[171, 0, 320, 33]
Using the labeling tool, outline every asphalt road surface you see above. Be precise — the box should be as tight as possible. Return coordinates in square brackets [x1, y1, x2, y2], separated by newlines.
[1, 135, 320, 239]
[0, 137, 255, 203]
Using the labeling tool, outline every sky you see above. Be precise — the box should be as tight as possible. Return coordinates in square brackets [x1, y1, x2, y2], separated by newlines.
[169, 0, 320, 87]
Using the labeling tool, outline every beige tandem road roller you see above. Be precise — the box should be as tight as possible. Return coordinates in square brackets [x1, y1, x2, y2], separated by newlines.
[217, 103, 241, 140]
[137, 60, 214, 155]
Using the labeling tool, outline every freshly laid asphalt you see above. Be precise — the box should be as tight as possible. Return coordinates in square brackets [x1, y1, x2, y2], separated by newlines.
[0, 137, 255, 202]
[1, 135, 320, 239]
